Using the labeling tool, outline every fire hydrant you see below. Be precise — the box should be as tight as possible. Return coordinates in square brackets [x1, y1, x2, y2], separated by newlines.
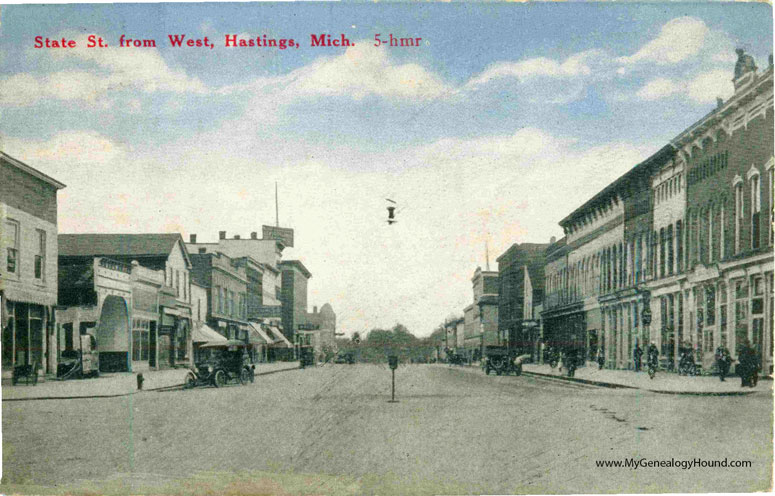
[136, 373, 144, 390]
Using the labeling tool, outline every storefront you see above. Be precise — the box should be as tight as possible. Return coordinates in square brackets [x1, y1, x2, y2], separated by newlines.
[1, 295, 51, 372]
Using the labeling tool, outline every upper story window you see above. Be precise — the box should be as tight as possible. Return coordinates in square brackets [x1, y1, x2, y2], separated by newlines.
[5, 220, 19, 275]
[34, 229, 46, 281]
[750, 172, 761, 250]
[769, 165, 774, 246]
[734, 180, 744, 254]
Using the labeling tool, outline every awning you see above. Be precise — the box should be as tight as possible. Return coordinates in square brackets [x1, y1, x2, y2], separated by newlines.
[192, 322, 228, 343]
[2, 287, 57, 307]
[267, 326, 292, 348]
[248, 322, 274, 345]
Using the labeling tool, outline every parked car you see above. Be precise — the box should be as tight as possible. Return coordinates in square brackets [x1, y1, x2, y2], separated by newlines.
[334, 351, 355, 364]
[185, 340, 255, 388]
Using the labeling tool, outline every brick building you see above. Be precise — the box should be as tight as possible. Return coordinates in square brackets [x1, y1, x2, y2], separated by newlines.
[543, 50, 773, 373]
[497, 243, 548, 357]
[1, 152, 65, 376]
[189, 251, 249, 340]
[462, 267, 499, 361]
[652, 50, 774, 373]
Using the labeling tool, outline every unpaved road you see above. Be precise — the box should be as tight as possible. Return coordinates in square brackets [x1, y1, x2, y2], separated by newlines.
[2, 364, 771, 495]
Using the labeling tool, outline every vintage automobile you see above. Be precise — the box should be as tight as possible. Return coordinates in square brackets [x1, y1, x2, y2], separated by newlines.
[185, 340, 255, 388]
[299, 345, 315, 368]
[334, 351, 355, 364]
[484, 345, 529, 376]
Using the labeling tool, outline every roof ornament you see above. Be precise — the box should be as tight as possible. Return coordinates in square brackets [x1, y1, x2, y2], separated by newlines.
[734, 48, 757, 80]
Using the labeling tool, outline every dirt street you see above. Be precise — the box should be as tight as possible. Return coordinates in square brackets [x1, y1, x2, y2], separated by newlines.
[2, 364, 771, 495]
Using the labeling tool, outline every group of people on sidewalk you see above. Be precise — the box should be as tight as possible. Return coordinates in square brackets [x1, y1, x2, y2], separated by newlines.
[589, 340, 761, 387]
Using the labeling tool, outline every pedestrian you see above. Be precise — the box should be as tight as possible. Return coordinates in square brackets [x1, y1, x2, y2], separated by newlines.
[633, 345, 643, 372]
[647, 342, 659, 378]
[597, 347, 605, 370]
[715, 344, 731, 382]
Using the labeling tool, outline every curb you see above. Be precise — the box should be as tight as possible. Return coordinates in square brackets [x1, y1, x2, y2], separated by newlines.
[2, 365, 300, 402]
[521, 369, 759, 396]
[522, 371, 638, 389]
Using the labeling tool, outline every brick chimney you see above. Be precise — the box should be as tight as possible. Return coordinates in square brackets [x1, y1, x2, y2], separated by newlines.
[219, 231, 226, 240]
[234, 235, 241, 240]
[251, 231, 258, 239]
[189, 234, 197, 243]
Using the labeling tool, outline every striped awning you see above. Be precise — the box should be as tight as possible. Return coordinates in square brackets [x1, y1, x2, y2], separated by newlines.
[192, 322, 227, 343]
[248, 323, 273, 345]
[267, 326, 292, 348]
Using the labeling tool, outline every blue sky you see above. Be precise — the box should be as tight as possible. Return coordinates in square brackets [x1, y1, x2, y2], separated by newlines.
[0, 3, 772, 335]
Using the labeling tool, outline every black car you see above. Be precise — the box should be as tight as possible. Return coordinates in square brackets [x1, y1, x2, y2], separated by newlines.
[186, 340, 255, 388]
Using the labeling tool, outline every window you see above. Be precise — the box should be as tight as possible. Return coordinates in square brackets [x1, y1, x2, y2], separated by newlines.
[719, 283, 728, 347]
[667, 225, 674, 275]
[34, 229, 46, 280]
[769, 166, 774, 246]
[734, 279, 749, 354]
[132, 319, 150, 361]
[175, 270, 180, 297]
[751, 174, 761, 250]
[735, 182, 744, 254]
[676, 221, 683, 272]
[5, 220, 19, 274]
[659, 228, 666, 278]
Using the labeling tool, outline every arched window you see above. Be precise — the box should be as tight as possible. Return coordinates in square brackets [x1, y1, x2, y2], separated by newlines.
[734, 179, 744, 254]
[751, 172, 761, 250]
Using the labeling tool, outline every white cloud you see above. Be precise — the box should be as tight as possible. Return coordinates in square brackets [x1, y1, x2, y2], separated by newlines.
[466, 50, 602, 88]
[636, 77, 680, 100]
[224, 41, 453, 104]
[618, 17, 709, 65]
[0, 33, 208, 107]
[686, 69, 734, 104]
[635, 69, 733, 103]
[1, 124, 652, 336]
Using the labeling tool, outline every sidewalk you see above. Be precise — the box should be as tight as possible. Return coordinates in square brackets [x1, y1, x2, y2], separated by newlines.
[2, 361, 300, 401]
[522, 362, 771, 395]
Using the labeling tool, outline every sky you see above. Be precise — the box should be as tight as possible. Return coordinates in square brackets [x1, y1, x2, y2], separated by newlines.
[0, 3, 772, 337]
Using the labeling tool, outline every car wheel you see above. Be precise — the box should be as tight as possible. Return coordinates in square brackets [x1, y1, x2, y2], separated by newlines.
[240, 368, 251, 385]
[214, 370, 226, 388]
[185, 372, 197, 389]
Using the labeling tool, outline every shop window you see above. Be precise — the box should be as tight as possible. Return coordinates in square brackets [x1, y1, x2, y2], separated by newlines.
[132, 319, 150, 361]
[734, 279, 749, 353]
[705, 285, 716, 326]
[719, 283, 728, 347]
[5, 220, 19, 274]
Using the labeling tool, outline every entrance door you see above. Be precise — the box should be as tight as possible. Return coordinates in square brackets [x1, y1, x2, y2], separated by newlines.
[149, 322, 157, 368]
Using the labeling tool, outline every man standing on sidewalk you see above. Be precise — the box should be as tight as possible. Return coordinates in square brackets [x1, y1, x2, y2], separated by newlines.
[633, 345, 643, 372]
[715, 345, 731, 382]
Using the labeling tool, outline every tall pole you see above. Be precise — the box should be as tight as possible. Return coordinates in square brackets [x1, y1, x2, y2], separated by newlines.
[391, 368, 395, 402]
[275, 182, 279, 227]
